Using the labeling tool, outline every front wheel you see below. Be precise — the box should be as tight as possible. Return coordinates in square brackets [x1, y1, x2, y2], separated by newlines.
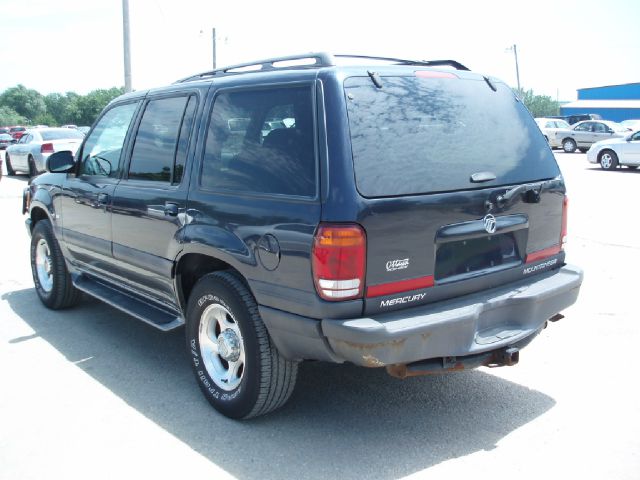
[30, 220, 81, 309]
[599, 150, 619, 170]
[186, 271, 298, 419]
[562, 138, 577, 153]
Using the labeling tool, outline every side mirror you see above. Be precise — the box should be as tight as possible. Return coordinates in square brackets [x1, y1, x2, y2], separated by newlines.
[46, 150, 76, 173]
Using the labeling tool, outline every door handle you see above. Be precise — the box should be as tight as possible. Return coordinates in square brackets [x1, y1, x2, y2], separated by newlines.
[97, 193, 110, 205]
[164, 202, 179, 216]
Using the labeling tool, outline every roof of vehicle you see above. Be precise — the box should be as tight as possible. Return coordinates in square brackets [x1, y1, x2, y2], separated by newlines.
[109, 53, 494, 105]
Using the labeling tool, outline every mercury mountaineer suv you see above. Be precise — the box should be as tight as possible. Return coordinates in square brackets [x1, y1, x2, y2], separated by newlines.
[22, 53, 583, 419]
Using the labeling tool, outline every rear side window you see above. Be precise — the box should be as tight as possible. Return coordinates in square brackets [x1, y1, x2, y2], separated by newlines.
[128, 95, 196, 183]
[201, 86, 316, 197]
[345, 76, 560, 197]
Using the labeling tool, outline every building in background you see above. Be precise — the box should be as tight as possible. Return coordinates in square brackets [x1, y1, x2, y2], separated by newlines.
[560, 83, 640, 122]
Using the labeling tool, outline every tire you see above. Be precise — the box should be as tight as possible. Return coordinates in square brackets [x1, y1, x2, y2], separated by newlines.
[5, 154, 15, 175]
[28, 156, 38, 178]
[30, 220, 81, 309]
[186, 271, 298, 419]
[599, 150, 619, 170]
[562, 138, 577, 153]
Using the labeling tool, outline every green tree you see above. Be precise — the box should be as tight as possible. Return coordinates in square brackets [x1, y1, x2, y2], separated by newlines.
[0, 84, 46, 122]
[514, 88, 560, 118]
[75, 87, 125, 125]
[0, 106, 27, 126]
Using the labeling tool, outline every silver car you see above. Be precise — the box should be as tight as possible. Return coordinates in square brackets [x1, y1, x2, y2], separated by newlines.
[5, 128, 84, 177]
[586, 130, 640, 170]
[554, 120, 629, 153]
[535, 117, 571, 148]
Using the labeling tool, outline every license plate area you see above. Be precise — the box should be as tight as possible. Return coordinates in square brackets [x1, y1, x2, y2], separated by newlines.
[435, 231, 524, 282]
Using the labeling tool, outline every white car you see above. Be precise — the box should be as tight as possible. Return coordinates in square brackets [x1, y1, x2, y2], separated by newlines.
[5, 128, 84, 177]
[535, 118, 571, 148]
[586, 130, 640, 170]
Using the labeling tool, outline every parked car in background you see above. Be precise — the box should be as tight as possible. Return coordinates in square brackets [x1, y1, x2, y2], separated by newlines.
[555, 120, 629, 153]
[0, 133, 16, 149]
[0, 127, 9, 135]
[620, 119, 640, 131]
[61, 124, 78, 129]
[587, 130, 640, 170]
[5, 128, 84, 177]
[9, 126, 26, 140]
[548, 114, 602, 125]
[77, 126, 90, 135]
[535, 118, 571, 148]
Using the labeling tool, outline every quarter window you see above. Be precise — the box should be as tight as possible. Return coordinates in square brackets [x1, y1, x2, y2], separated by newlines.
[128, 95, 195, 183]
[201, 86, 315, 197]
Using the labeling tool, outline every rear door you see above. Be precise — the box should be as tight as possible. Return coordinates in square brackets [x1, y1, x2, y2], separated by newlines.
[342, 72, 564, 315]
[110, 93, 198, 305]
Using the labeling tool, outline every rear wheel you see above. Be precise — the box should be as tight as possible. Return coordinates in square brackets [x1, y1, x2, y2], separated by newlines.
[186, 271, 298, 419]
[562, 138, 577, 153]
[28, 156, 37, 177]
[5, 154, 15, 175]
[30, 220, 81, 309]
[599, 150, 619, 170]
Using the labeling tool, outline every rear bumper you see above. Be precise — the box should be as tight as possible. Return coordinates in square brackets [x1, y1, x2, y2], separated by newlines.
[260, 265, 583, 367]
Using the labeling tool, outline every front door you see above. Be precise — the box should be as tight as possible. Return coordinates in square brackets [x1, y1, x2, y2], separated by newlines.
[60, 101, 140, 275]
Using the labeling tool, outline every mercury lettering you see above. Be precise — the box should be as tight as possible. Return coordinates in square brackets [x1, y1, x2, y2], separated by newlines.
[380, 293, 426, 308]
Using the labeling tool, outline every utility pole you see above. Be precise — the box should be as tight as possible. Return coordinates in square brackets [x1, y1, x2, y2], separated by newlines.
[122, 0, 132, 92]
[512, 44, 521, 93]
[212, 28, 217, 69]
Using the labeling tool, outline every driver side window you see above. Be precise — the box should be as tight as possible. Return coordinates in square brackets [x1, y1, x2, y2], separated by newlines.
[79, 102, 139, 177]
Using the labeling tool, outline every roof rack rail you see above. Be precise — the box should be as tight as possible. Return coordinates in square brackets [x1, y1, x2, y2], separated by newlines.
[333, 55, 470, 71]
[175, 52, 335, 83]
[175, 52, 469, 83]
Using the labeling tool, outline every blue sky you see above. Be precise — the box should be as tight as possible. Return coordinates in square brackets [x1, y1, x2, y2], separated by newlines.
[1, 0, 639, 101]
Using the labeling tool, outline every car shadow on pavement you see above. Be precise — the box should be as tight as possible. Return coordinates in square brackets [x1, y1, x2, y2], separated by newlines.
[3, 287, 555, 479]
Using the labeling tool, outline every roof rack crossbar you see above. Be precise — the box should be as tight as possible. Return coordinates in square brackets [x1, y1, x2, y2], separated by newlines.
[175, 52, 470, 83]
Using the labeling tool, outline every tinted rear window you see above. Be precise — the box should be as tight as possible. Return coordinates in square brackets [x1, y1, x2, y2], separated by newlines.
[345, 76, 559, 197]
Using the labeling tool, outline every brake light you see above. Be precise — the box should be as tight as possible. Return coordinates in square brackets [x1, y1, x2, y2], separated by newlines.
[41, 143, 54, 154]
[415, 70, 458, 79]
[312, 224, 366, 301]
[367, 275, 434, 298]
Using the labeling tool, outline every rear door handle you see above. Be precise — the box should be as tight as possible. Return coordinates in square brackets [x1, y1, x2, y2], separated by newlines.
[97, 193, 110, 205]
[164, 202, 179, 216]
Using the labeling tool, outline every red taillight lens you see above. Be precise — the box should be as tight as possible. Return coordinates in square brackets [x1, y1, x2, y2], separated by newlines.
[312, 224, 366, 301]
[41, 143, 54, 154]
[561, 196, 568, 249]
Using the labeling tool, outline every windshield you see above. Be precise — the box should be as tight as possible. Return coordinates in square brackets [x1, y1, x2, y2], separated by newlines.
[344, 75, 560, 197]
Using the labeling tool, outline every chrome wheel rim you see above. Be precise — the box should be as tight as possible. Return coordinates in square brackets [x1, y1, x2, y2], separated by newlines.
[198, 303, 245, 391]
[35, 239, 53, 292]
[564, 140, 575, 152]
[601, 153, 612, 169]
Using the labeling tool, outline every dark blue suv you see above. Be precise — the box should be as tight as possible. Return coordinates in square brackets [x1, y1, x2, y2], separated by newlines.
[23, 53, 583, 418]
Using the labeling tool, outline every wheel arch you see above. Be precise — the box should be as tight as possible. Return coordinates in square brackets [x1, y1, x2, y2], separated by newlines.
[174, 250, 248, 315]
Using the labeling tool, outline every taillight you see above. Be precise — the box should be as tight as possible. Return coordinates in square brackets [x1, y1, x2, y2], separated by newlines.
[312, 223, 366, 301]
[41, 143, 54, 154]
[561, 196, 568, 249]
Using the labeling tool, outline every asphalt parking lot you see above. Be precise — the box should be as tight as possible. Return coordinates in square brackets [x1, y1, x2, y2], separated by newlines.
[1, 151, 639, 480]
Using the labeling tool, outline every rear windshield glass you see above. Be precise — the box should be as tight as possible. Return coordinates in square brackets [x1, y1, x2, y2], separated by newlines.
[40, 129, 85, 141]
[344, 76, 560, 197]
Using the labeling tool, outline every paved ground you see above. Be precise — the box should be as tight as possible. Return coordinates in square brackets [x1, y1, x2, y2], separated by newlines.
[1, 151, 639, 479]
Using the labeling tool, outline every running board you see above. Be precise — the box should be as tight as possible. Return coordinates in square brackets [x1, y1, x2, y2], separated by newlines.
[73, 274, 184, 331]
